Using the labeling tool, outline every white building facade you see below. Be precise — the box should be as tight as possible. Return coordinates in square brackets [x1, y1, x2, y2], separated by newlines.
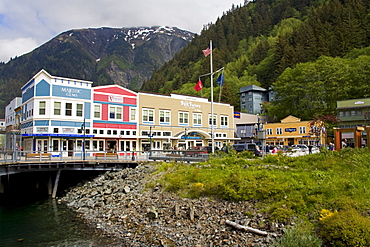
[21, 70, 93, 157]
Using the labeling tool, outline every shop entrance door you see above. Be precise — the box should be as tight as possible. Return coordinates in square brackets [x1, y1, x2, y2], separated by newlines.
[68, 140, 74, 156]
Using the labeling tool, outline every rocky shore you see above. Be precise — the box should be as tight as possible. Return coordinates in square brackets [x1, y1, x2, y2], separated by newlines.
[60, 164, 285, 246]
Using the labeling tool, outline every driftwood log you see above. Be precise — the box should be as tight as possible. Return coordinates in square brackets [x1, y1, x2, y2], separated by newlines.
[225, 220, 268, 236]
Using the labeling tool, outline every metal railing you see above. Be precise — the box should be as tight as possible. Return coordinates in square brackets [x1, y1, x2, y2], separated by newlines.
[0, 150, 152, 163]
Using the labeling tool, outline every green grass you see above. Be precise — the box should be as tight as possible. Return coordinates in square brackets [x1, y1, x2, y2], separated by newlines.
[151, 148, 370, 244]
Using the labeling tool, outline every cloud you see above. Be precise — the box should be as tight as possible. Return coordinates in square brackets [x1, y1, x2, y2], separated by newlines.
[0, 0, 245, 62]
[0, 38, 38, 62]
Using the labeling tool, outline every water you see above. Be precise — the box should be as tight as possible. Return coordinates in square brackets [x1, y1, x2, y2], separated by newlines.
[0, 198, 123, 247]
[0, 170, 126, 247]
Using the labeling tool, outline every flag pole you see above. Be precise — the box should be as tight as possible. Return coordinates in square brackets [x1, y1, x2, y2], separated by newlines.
[210, 40, 215, 153]
[219, 85, 222, 103]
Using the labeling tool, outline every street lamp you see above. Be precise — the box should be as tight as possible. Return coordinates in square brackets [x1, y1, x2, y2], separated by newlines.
[149, 126, 155, 156]
[254, 117, 266, 158]
[257, 122, 266, 157]
[184, 128, 188, 149]
[81, 119, 86, 161]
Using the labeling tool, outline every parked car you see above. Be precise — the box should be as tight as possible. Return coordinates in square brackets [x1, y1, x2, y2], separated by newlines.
[275, 145, 290, 153]
[185, 146, 219, 157]
[231, 143, 262, 156]
[292, 144, 309, 153]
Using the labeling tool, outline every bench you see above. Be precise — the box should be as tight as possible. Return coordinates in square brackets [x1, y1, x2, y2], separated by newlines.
[95, 152, 118, 160]
[26, 153, 51, 161]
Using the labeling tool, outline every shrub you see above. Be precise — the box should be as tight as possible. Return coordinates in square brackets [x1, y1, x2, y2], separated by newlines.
[319, 209, 370, 247]
[273, 221, 322, 247]
[187, 182, 205, 198]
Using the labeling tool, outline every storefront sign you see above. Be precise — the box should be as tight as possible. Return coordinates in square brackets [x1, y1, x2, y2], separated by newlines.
[22, 133, 95, 137]
[36, 127, 48, 133]
[52, 85, 91, 100]
[62, 128, 75, 133]
[108, 95, 124, 103]
[180, 100, 201, 110]
[61, 87, 82, 97]
[285, 128, 297, 132]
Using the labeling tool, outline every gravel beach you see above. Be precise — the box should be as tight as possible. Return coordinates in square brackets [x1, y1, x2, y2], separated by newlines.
[60, 164, 285, 246]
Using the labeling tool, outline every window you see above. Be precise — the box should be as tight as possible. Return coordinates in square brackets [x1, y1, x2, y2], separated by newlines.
[276, 128, 282, 135]
[130, 107, 137, 121]
[109, 106, 122, 120]
[179, 112, 189, 124]
[109, 107, 115, 119]
[299, 126, 306, 134]
[208, 114, 216, 126]
[117, 107, 122, 119]
[65, 103, 72, 116]
[39, 101, 46, 115]
[54, 102, 61, 115]
[193, 113, 202, 125]
[142, 108, 154, 122]
[266, 128, 273, 135]
[159, 110, 170, 124]
[94, 105, 101, 118]
[220, 116, 228, 127]
[76, 103, 83, 117]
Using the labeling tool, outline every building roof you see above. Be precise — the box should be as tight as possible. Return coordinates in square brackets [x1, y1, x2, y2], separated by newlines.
[281, 115, 301, 123]
[239, 84, 267, 93]
[337, 98, 370, 109]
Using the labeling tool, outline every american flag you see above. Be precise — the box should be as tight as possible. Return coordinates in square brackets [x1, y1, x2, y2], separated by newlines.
[202, 46, 211, 57]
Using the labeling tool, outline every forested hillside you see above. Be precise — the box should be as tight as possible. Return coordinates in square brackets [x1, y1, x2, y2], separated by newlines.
[141, 0, 370, 121]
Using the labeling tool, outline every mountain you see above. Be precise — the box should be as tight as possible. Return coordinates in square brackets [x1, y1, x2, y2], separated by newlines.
[0, 26, 194, 118]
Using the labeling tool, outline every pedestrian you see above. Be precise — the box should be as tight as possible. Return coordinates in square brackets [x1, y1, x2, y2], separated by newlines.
[329, 142, 334, 151]
[265, 144, 270, 154]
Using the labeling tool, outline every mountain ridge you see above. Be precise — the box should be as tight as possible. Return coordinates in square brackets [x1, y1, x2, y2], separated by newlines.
[0, 26, 194, 118]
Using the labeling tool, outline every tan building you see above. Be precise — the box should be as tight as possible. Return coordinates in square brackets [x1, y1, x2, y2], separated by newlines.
[264, 115, 326, 146]
[137, 92, 236, 151]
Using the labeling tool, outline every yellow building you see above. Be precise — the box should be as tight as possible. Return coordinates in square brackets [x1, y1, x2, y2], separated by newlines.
[264, 116, 325, 146]
[137, 92, 236, 151]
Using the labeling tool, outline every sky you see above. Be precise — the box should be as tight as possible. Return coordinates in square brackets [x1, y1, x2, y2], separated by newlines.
[0, 0, 245, 63]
